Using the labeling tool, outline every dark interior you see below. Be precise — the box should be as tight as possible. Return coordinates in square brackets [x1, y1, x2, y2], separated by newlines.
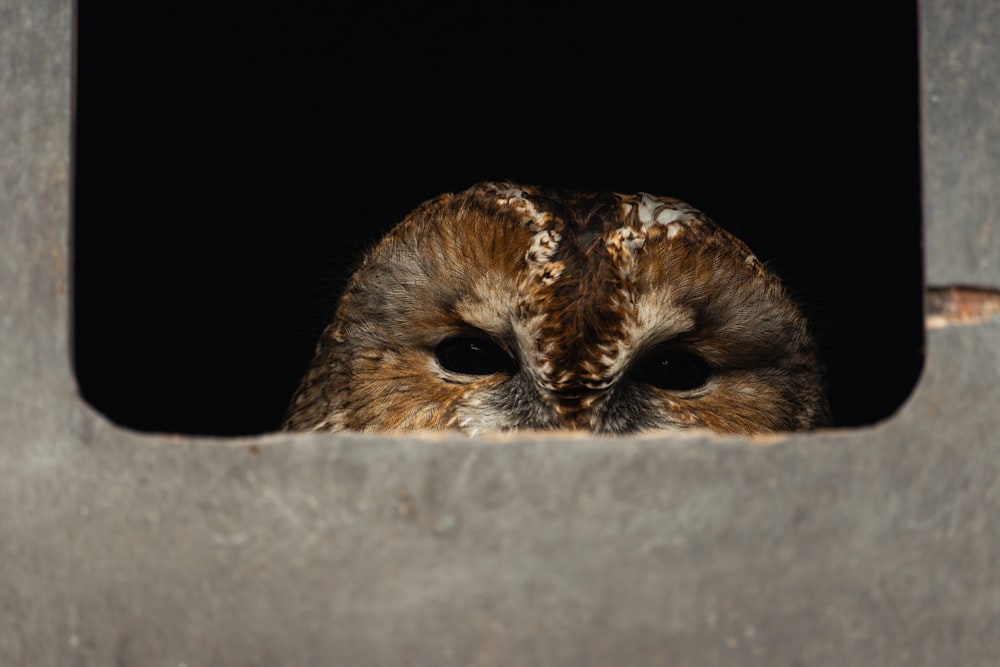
[74, 1, 922, 435]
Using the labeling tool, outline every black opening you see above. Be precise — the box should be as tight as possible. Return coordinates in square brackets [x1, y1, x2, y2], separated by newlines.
[74, 1, 922, 435]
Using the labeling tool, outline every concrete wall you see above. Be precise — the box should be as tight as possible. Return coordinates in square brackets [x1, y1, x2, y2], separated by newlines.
[2, 0, 999, 664]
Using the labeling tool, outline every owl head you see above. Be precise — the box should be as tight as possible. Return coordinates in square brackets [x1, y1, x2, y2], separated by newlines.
[284, 181, 828, 435]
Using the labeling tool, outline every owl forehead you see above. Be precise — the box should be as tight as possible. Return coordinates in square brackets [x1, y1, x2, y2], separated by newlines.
[464, 181, 755, 278]
[477, 181, 699, 236]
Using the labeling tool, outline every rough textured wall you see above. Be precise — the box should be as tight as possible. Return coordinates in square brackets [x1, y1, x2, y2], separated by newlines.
[2, 0, 1000, 665]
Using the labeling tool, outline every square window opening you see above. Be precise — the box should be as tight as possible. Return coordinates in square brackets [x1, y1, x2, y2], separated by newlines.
[73, 2, 923, 436]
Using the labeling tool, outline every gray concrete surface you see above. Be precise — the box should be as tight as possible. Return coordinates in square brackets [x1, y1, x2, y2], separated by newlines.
[923, 0, 1000, 285]
[2, 0, 1000, 665]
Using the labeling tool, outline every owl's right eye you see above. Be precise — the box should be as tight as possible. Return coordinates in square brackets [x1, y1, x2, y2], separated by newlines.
[434, 337, 515, 376]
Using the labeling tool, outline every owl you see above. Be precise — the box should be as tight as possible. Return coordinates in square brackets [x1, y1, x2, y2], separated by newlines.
[283, 181, 829, 436]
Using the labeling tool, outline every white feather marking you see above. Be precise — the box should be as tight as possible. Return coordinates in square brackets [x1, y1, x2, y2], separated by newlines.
[608, 226, 645, 254]
[523, 229, 565, 286]
[488, 183, 549, 230]
[605, 225, 646, 279]
[634, 194, 655, 225]
[526, 229, 561, 265]
[635, 193, 697, 232]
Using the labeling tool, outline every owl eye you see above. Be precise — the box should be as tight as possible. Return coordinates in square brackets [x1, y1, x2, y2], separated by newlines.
[435, 336, 515, 376]
[635, 348, 711, 391]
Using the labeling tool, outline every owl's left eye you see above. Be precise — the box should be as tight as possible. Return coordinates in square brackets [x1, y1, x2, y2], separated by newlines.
[435, 337, 515, 377]
[634, 348, 711, 392]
